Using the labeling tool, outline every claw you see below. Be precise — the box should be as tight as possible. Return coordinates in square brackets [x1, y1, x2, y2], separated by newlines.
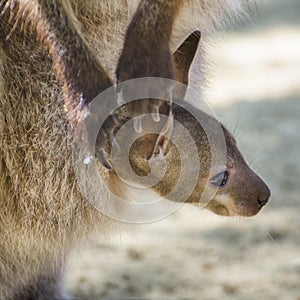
[169, 102, 173, 115]
[95, 129, 113, 170]
[109, 131, 120, 151]
[116, 90, 125, 106]
[133, 116, 143, 133]
[151, 106, 160, 122]
[151, 108, 174, 157]
[97, 148, 113, 170]
[116, 81, 122, 93]
[150, 145, 164, 160]
[111, 113, 121, 127]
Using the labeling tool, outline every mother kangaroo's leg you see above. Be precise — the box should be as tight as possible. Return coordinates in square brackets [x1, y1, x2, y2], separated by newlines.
[116, 0, 187, 116]
[0, 0, 118, 167]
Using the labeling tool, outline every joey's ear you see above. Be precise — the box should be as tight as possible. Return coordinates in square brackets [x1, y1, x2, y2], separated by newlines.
[173, 30, 201, 86]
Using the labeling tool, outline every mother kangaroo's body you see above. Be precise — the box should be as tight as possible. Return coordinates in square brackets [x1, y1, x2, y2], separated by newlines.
[0, 1, 269, 299]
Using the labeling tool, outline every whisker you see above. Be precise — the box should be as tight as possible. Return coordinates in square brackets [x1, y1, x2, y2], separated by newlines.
[233, 114, 253, 141]
[248, 151, 275, 174]
[232, 106, 242, 137]
[262, 228, 281, 248]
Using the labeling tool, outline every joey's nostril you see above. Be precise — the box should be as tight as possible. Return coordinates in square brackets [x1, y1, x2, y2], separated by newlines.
[257, 197, 269, 207]
[257, 183, 271, 207]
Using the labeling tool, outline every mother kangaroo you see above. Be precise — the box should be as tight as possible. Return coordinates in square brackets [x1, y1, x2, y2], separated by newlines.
[0, 1, 270, 299]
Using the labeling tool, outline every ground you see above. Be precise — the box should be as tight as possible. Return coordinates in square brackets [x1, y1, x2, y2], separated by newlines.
[66, 0, 300, 299]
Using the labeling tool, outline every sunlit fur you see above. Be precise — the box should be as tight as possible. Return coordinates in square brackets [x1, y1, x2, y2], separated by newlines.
[0, 1, 257, 299]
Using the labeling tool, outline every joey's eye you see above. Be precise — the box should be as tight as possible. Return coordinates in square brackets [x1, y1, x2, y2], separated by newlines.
[209, 171, 229, 187]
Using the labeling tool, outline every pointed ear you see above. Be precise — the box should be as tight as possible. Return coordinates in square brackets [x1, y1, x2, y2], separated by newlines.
[173, 30, 201, 86]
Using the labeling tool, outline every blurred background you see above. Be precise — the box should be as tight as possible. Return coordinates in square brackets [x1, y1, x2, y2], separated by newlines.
[67, 0, 300, 299]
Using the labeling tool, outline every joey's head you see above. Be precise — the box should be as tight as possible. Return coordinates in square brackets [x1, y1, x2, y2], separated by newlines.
[114, 104, 270, 217]
[106, 31, 270, 217]
[91, 30, 270, 219]
[204, 124, 271, 216]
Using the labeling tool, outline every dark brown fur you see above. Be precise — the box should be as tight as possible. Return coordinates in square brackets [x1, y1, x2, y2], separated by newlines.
[0, 0, 268, 299]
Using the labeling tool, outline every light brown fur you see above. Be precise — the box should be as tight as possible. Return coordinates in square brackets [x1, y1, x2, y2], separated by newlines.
[0, 1, 265, 299]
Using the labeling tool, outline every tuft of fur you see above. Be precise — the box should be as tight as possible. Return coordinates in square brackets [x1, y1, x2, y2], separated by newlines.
[0, 1, 256, 299]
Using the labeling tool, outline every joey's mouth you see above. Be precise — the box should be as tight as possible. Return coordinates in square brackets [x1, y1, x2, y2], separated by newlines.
[204, 198, 264, 217]
[203, 201, 229, 216]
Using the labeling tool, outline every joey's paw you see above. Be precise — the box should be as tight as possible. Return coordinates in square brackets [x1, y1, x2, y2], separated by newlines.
[94, 113, 122, 170]
[116, 26, 175, 118]
[77, 108, 123, 170]
[116, 47, 174, 127]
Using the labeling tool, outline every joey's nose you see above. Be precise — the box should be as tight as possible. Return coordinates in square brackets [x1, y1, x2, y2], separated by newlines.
[257, 197, 269, 207]
[257, 185, 271, 207]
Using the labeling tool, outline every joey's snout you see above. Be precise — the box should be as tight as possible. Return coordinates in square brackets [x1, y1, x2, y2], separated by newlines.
[247, 170, 271, 215]
[206, 167, 271, 217]
[204, 124, 271, 217]
[246, 169, 271, 213]
[207, 162, 271, 217]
